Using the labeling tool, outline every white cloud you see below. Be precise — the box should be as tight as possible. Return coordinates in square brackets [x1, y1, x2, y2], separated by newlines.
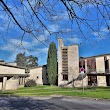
[0, 39, 32, 52]
[23, 47, 48, 65]
[6, 52, 17, 62]
[52, 11, 69, 21]
[44, 30, 50, 36]
[0, 15, 5, 20]
[92, 27, 110, 40]
[0, 27, 6, 32]
[63, 11, 69, 20]
[0, 37, 48, 65]
[6, 47, 48, 64]
[0, 24, 51, 53]
[0, 14, 9, 21]
[101, 28, 109, 33]
[66, 37, 81, 44]
[27, 47, 48, 56]
[48, 24, 59, 32]
[10, 39, 31, 48]
[66, 28, 72, 32]
[92, 31, 106, 40]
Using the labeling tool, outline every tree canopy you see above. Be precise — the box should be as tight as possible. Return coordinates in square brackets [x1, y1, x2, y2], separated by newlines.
[16, 52, 38, 68]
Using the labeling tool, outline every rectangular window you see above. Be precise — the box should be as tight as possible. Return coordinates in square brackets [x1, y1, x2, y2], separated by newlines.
[63, 74, 68, 81]
[88, 75, 97, 86]
[87, 58, 96, 73]
[105, 60, 109, 72]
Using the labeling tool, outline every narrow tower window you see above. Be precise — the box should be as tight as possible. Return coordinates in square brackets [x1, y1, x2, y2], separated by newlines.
[63, 74, 68, 81]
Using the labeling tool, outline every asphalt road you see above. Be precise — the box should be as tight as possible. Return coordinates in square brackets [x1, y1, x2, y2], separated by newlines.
[0, 96, 110, 110]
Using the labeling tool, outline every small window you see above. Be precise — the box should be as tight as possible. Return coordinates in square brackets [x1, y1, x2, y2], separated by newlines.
[63, 74, 68, 81]
[37, 76, 39, 79]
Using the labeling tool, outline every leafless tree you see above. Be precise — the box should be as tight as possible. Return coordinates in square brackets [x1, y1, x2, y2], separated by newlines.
[0, 0, 110, 48]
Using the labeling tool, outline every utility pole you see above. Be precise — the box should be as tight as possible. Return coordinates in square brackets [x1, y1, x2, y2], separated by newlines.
[82, 73, 84, 93]
[80, 60, 85, 93]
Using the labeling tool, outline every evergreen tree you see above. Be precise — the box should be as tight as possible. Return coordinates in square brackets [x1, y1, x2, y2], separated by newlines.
[16, 53, 38, 68]
[16, 52, 26, 67]
[47, 42, 57, 85]
[27, 55, 38, 67]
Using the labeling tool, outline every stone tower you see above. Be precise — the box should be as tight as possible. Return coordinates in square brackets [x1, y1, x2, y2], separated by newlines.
[58, 38, 79, 86]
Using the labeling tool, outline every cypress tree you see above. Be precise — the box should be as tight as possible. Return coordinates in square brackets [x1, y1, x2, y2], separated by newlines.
[47, 42, 57, 85]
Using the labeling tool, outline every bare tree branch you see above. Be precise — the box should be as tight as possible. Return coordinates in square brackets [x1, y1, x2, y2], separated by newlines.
[0, 0, 32, 33]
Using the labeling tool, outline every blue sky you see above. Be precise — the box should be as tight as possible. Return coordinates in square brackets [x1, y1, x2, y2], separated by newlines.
[0, 0, 110, 66]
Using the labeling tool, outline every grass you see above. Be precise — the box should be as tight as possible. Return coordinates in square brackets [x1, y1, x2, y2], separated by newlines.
[0, 86, 110, 99]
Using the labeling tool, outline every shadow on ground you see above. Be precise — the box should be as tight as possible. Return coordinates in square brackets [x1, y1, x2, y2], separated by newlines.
[0, 96, 68, 110]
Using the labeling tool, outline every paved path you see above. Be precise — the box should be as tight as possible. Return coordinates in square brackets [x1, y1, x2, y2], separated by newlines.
[0, 96, 110, 110]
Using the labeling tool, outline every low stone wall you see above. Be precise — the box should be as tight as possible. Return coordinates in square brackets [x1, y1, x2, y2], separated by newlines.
[5, 78, 19, 90]
[74, 76, 107, 87]
[74, 76, 88, 87]
[97, 76, 106, 86]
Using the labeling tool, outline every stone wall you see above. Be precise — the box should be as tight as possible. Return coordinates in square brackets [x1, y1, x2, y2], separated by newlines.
[58, 38, 79, 86]
[97, 76, 106, 86]
[5, 78, 19, 90]
[68, 45, 79, 81]
[58, 38, 64, 86]
[74, 76, 88, 87]
[29, 67, 46, 85]
[96, 57, 105, 73]
[74, 76, 107, 87]
[0, 65, 25, 75]
[106, 55, 110, 60]
[0, 64, 27, 90]
[0, 64, 48, 90]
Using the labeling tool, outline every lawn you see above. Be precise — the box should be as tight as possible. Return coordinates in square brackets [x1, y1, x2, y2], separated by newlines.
[0, 86, 110, 99]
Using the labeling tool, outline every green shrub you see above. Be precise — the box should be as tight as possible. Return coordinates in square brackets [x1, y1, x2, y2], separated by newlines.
[25, 79, 36, 87]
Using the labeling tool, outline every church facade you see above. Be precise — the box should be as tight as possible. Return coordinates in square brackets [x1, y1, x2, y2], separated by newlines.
[0, 38, 110, 90]
[58, 38, 110, 87]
